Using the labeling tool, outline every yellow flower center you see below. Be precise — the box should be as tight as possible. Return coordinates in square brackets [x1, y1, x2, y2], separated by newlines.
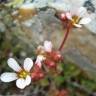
[36, 48, 47, 57]
[18, 70, 29, 79]
[71, 15, 81, 25]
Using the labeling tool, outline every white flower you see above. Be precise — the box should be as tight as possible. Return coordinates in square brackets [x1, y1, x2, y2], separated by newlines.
[36, 41, 52, 66]
[38, 41, 52, 52]
[0, 58, 33, 89]
[35, 55, 46, 68]
[43, 41, 52, 52]
[65, 7, 91, 27]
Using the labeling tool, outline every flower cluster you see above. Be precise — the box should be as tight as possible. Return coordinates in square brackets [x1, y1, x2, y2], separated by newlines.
[36, 41, 62, 68]
[0, 41, 62, 89]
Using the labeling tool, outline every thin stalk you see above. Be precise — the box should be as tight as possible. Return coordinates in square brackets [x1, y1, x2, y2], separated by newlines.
[59, 22, 72, 51]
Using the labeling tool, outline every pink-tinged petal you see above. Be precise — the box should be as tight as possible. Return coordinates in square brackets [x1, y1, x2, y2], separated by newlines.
[24, 58, 33, 72]
[16, 78, 26, 89]
[7, 58, 22, 72]
[79, 18, 91, 25]
[35, 55, 45, 67]
[25, 75, 31, 86]
[44, 41, 52, 52]
[35, 60, 42, 68]
[0, 72, 17, 82]
[74, 24, 82, 28]
[66, 12, 72, 20]
[60, 13, 66, 20]
[77, 7, 87, 17]
[37, 55, 45, 62]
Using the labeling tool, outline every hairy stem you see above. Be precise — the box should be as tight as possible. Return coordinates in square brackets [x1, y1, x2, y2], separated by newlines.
[59, 22, 72, 51]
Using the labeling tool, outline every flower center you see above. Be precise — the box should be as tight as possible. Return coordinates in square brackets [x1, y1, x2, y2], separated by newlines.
[36, 49, 47, 58]
[71, 15, 81, 25]
[18, 70, 29, 79]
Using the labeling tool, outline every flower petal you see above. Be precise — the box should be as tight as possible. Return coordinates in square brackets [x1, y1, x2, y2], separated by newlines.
[44, 41, 52, 52]
[8, 58, 22, 72]
[77, 7, 87, 17]
[24, 58, 33, 72]
[74, 24, 82, 28]
[16, 78, 26, 89]
[66, 12, 72, 20]
[25, 75, 31, 86]
[37, 55, 45, 62]
[35, 55, 45, 67]
[79, 18, 91, 25]
[0, 72, 17, 82]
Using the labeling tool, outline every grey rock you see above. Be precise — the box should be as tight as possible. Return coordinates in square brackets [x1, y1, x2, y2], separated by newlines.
[64, 48, 96, 77]
[21, 9, 62, 47]
[85, 19, 96, 34]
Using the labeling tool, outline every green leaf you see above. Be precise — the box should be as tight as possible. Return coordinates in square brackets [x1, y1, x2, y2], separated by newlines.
[54, 76, 65, 86]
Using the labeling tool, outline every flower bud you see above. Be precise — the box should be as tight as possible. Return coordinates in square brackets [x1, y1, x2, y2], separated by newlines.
[50, 51, 62, 62]
[31, 65, 44, 81]
[44, 59, 56, 68]
[58, 12, 67, 21]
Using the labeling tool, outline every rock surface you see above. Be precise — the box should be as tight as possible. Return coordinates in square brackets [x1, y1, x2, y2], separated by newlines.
[62, 27, 96, 76]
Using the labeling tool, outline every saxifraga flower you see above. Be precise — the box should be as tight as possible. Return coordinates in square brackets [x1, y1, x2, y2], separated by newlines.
[0, 58, 33, 89]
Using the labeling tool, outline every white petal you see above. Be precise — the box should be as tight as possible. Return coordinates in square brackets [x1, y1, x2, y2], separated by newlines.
[66, 12, 72, 20]
[37, 55, 45, 62]
[74, 24, 82, 28]
[8, 58, 22, 72]
[0, 72, 17, 82]
[44, 41, 52, 52]
[35, 55, 45, 67]
[79, 18, 91, 25]
[78, 7, 87, 17]
[36, 61, 42, 68]
[16, 78, 26, 89]
[35, 59, 42, 68]
[25, 75, 31, 86]
[24, 58, 33, 72]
